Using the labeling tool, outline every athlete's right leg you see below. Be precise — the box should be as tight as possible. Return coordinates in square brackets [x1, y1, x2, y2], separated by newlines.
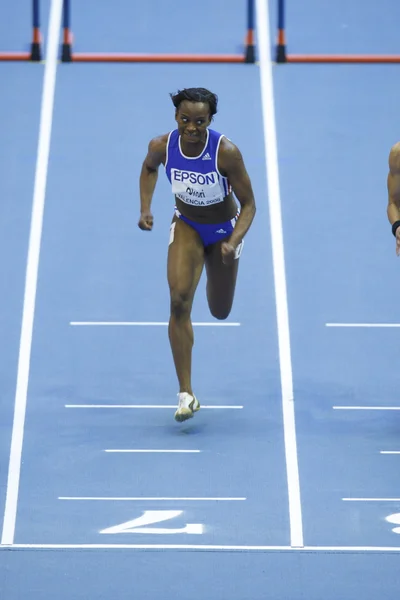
[167, 215, 204, 419]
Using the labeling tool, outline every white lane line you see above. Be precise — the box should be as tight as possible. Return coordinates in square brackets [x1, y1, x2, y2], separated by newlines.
[65, 404, 243, 409]
[104, 449, 201, 454]
[256, 0, 303, 549]
[333, 406, 400, 411]
[326, 323, 400, 328]
[3, 544, 400, 552]
[343, 498, 400, 502]
[58, 497, 246, 501]
[380, 451, 400, 455]
[70, 321, 241, 327]
[1, 0, 63, 547]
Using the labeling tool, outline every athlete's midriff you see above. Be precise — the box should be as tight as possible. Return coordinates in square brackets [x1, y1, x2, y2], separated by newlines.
[175, 192, 238, 224]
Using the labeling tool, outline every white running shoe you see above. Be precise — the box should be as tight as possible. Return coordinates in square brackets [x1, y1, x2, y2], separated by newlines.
[174, 392, 200, 422]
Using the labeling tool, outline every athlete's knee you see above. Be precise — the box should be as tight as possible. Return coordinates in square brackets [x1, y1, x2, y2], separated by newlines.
[170, 289, 192, 319]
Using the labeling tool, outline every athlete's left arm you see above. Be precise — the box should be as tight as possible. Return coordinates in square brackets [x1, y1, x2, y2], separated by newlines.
[219, 139, 256, 248]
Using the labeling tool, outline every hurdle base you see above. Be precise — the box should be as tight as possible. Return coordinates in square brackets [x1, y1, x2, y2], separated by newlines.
[276, 44, 287, 63]
[0, 52, 31, 61]
[30, 42, 41, 62]
[68, 53, 248, 64]
[286, 54, 400, 64]
[61, 43, 72, 62]
[245, 44, 256, 63]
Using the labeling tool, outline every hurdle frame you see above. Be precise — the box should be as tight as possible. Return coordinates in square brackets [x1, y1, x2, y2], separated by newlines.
[275, 0, 400, 64]
[60, 0, 256, 63]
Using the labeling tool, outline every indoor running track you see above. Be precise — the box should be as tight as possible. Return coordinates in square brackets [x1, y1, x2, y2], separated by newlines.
[1, 1, 400, 599]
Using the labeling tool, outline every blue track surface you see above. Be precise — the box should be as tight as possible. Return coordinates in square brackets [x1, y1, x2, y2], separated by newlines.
[2, 1, 400, 598]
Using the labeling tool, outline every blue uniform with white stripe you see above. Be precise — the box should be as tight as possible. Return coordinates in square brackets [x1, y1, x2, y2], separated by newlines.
[165, 128, 240, 247]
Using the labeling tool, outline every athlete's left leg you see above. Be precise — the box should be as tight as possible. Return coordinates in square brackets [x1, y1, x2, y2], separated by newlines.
[204, 240, 243, 320]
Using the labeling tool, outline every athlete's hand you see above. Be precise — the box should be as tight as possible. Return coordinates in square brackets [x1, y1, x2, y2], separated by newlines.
[221, 242, 236, 266]
[138, 212, 154, 231]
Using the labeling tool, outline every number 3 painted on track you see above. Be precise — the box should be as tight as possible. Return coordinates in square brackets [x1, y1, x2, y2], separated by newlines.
[385, 513, 400, 534]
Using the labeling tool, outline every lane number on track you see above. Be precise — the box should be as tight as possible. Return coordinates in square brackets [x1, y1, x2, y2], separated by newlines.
[100, 510, 203, 535]
[385, 513, 400, 534]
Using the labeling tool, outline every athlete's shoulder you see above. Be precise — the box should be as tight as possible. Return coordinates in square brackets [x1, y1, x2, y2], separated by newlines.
[143, 133, 170, 169]
[217, 134, 243, 167]
[148, 132, 170, 153]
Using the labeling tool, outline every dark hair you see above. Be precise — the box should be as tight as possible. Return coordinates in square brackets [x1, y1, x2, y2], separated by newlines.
[170, 87, 218, 118]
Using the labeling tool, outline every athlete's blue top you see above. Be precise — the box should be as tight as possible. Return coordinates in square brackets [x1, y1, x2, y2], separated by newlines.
[165, 128, 232, 208]
[164, 128, 241, 249]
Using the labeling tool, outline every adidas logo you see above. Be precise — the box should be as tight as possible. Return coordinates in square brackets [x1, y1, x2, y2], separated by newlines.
[202, 152, 212, 160]
[216, 228, 227, 234]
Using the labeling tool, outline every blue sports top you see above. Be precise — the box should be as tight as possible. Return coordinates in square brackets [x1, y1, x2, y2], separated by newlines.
[165, 128, 232, 207]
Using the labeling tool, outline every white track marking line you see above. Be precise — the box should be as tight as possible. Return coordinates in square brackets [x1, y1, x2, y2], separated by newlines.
[380, 451, 400, 455]
[343, 498, 400, 502]
[65, 404, 243, 409]
[104, 449, 201, 454]
[326, 323, 400, 328]
[1, 0, 63, 547]
[333, 406, 400, 411]
[58, 497, 246, 501]
[2, 544, 400, 552]
[70, 321, 241, 327]
[256, 0, 303, 548]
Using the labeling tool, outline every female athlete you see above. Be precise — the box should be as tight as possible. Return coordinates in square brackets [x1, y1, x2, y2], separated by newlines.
[138, 87, 256, 422]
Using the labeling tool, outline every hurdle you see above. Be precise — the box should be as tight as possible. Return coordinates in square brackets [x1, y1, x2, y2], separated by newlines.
[60, 0, 256, 63]
[275, 0, 400, 64]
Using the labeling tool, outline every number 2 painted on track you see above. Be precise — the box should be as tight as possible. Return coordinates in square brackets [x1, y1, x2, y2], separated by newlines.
[100, 510, 203, 535]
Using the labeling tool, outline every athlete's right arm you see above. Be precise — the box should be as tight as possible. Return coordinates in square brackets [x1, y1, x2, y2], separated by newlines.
[138, 135, 167, 231]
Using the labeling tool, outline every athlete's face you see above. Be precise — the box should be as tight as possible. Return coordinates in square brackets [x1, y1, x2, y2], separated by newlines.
[175, 101, 211, 144]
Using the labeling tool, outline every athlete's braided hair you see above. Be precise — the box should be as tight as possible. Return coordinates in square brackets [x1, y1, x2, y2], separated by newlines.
[170, 88, 218, 118]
